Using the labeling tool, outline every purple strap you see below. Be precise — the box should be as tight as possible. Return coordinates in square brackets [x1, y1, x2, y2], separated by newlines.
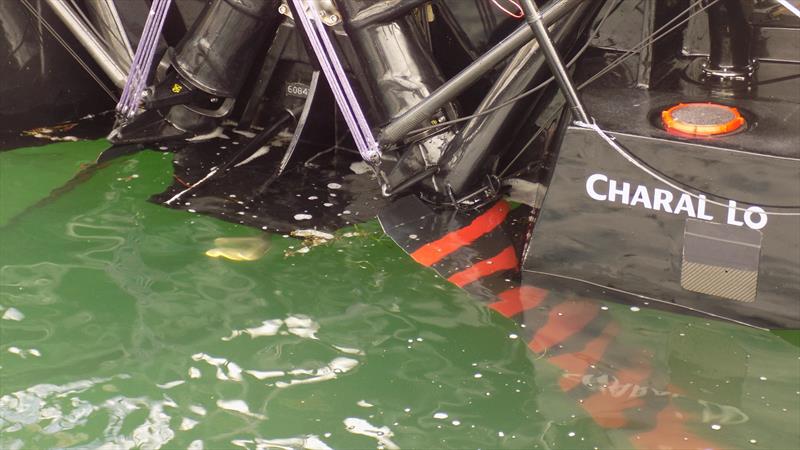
[116, 0, 172, 120]
[290, 0, 380, 163]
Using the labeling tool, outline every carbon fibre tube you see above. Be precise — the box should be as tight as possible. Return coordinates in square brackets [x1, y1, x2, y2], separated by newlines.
[377, 0, 585, 145]
[434, 0, 600, 197]
[172, 0, 281, 97]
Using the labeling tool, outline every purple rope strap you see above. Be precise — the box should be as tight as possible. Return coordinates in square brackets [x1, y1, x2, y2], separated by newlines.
[116, 0, 172, 120]
[290, 0, 380, 163]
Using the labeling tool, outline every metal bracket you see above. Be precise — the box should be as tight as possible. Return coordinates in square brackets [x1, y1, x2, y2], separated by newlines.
[279, 0, 342, 26]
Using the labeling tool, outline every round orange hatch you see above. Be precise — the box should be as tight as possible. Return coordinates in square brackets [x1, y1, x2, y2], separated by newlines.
[661, 102, 745, 137]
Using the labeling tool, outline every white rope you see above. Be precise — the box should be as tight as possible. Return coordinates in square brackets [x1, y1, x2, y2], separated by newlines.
[574, 119, 800, 217]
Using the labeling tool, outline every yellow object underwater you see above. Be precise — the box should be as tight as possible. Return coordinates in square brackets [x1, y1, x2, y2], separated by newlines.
[205, 237, 270, 261]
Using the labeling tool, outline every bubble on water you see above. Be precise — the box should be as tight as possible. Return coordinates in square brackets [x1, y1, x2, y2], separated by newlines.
[323, 203, 334, 207]
[357, 400, 374, 408]
[568, 432, 576, 437]
[600, 306, 609, 310]
[327, 183, 342, 189]
[403, 408, 411, 413]
[474, 373, 483, 379]
[433, 412, 448, 419]
[294, 214, 313, 221]
[452, 420, 461, 426]
[509, 333, 518, 339]
[749, 439, 758, 444]
[711, 424, 722, 430]
[498, 431, 505, 437]
[630, 306, 641, 312]
[759, 376, 768, 381]
[188, 367, 201, 379]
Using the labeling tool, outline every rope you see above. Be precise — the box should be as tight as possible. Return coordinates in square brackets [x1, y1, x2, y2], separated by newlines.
[116, 0, 172, 120]
[290, 0, 381, 163]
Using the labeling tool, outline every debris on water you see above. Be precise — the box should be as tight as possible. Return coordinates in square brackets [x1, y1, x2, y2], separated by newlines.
[156, 380, 185, 389]
[292, 229, 335, 241]
[188, 367, 201, 379]
[205, 236, 270, 261]
[357, 400, 374, 408]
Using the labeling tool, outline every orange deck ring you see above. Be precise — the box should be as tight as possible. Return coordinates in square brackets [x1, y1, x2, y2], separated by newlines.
[661, 102, 745, 137]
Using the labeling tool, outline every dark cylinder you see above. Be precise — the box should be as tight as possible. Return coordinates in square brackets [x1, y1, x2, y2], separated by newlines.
[378, 0, 585, 145]
[704, 0, 753, 78]
[338, 0, 450, 125]
[435, 2, 597, 198]
[173, 0, 281, 97]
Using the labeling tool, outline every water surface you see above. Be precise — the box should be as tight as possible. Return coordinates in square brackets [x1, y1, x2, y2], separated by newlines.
[1, 140, 798, 449]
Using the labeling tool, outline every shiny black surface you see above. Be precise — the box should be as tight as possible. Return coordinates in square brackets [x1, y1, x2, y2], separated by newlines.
[435, 2, 598, 198]
[173, 0, 282, 97]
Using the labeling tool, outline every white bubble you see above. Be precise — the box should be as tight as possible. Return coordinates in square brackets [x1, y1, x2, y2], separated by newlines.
[711, 424, 722, 430]
[474, 373, 483, 379]
[433, 412, 448, 419]
[294, 214, 313, 221]
[327, 183, 342, 189]
[630, 306, 641, 312]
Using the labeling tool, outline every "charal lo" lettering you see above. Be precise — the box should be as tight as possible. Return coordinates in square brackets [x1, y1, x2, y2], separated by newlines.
[585, 173, 768, 230]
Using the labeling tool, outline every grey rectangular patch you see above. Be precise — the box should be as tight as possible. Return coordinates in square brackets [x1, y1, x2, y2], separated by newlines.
[680, 219, 762, 302]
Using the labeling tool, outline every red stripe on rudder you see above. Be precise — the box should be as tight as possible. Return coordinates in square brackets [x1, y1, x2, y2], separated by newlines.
[549, 322, 620, 391]
[528, 301, 600, 354]
[447, 246, 518, 287]
[410, 201, 510, 267]
[489, 285, 549, 317]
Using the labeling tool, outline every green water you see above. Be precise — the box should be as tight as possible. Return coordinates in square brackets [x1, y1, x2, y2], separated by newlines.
[0, 140, 798, 450]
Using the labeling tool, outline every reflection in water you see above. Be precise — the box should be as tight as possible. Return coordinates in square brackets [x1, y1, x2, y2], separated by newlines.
[0, 145, 798, 449]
